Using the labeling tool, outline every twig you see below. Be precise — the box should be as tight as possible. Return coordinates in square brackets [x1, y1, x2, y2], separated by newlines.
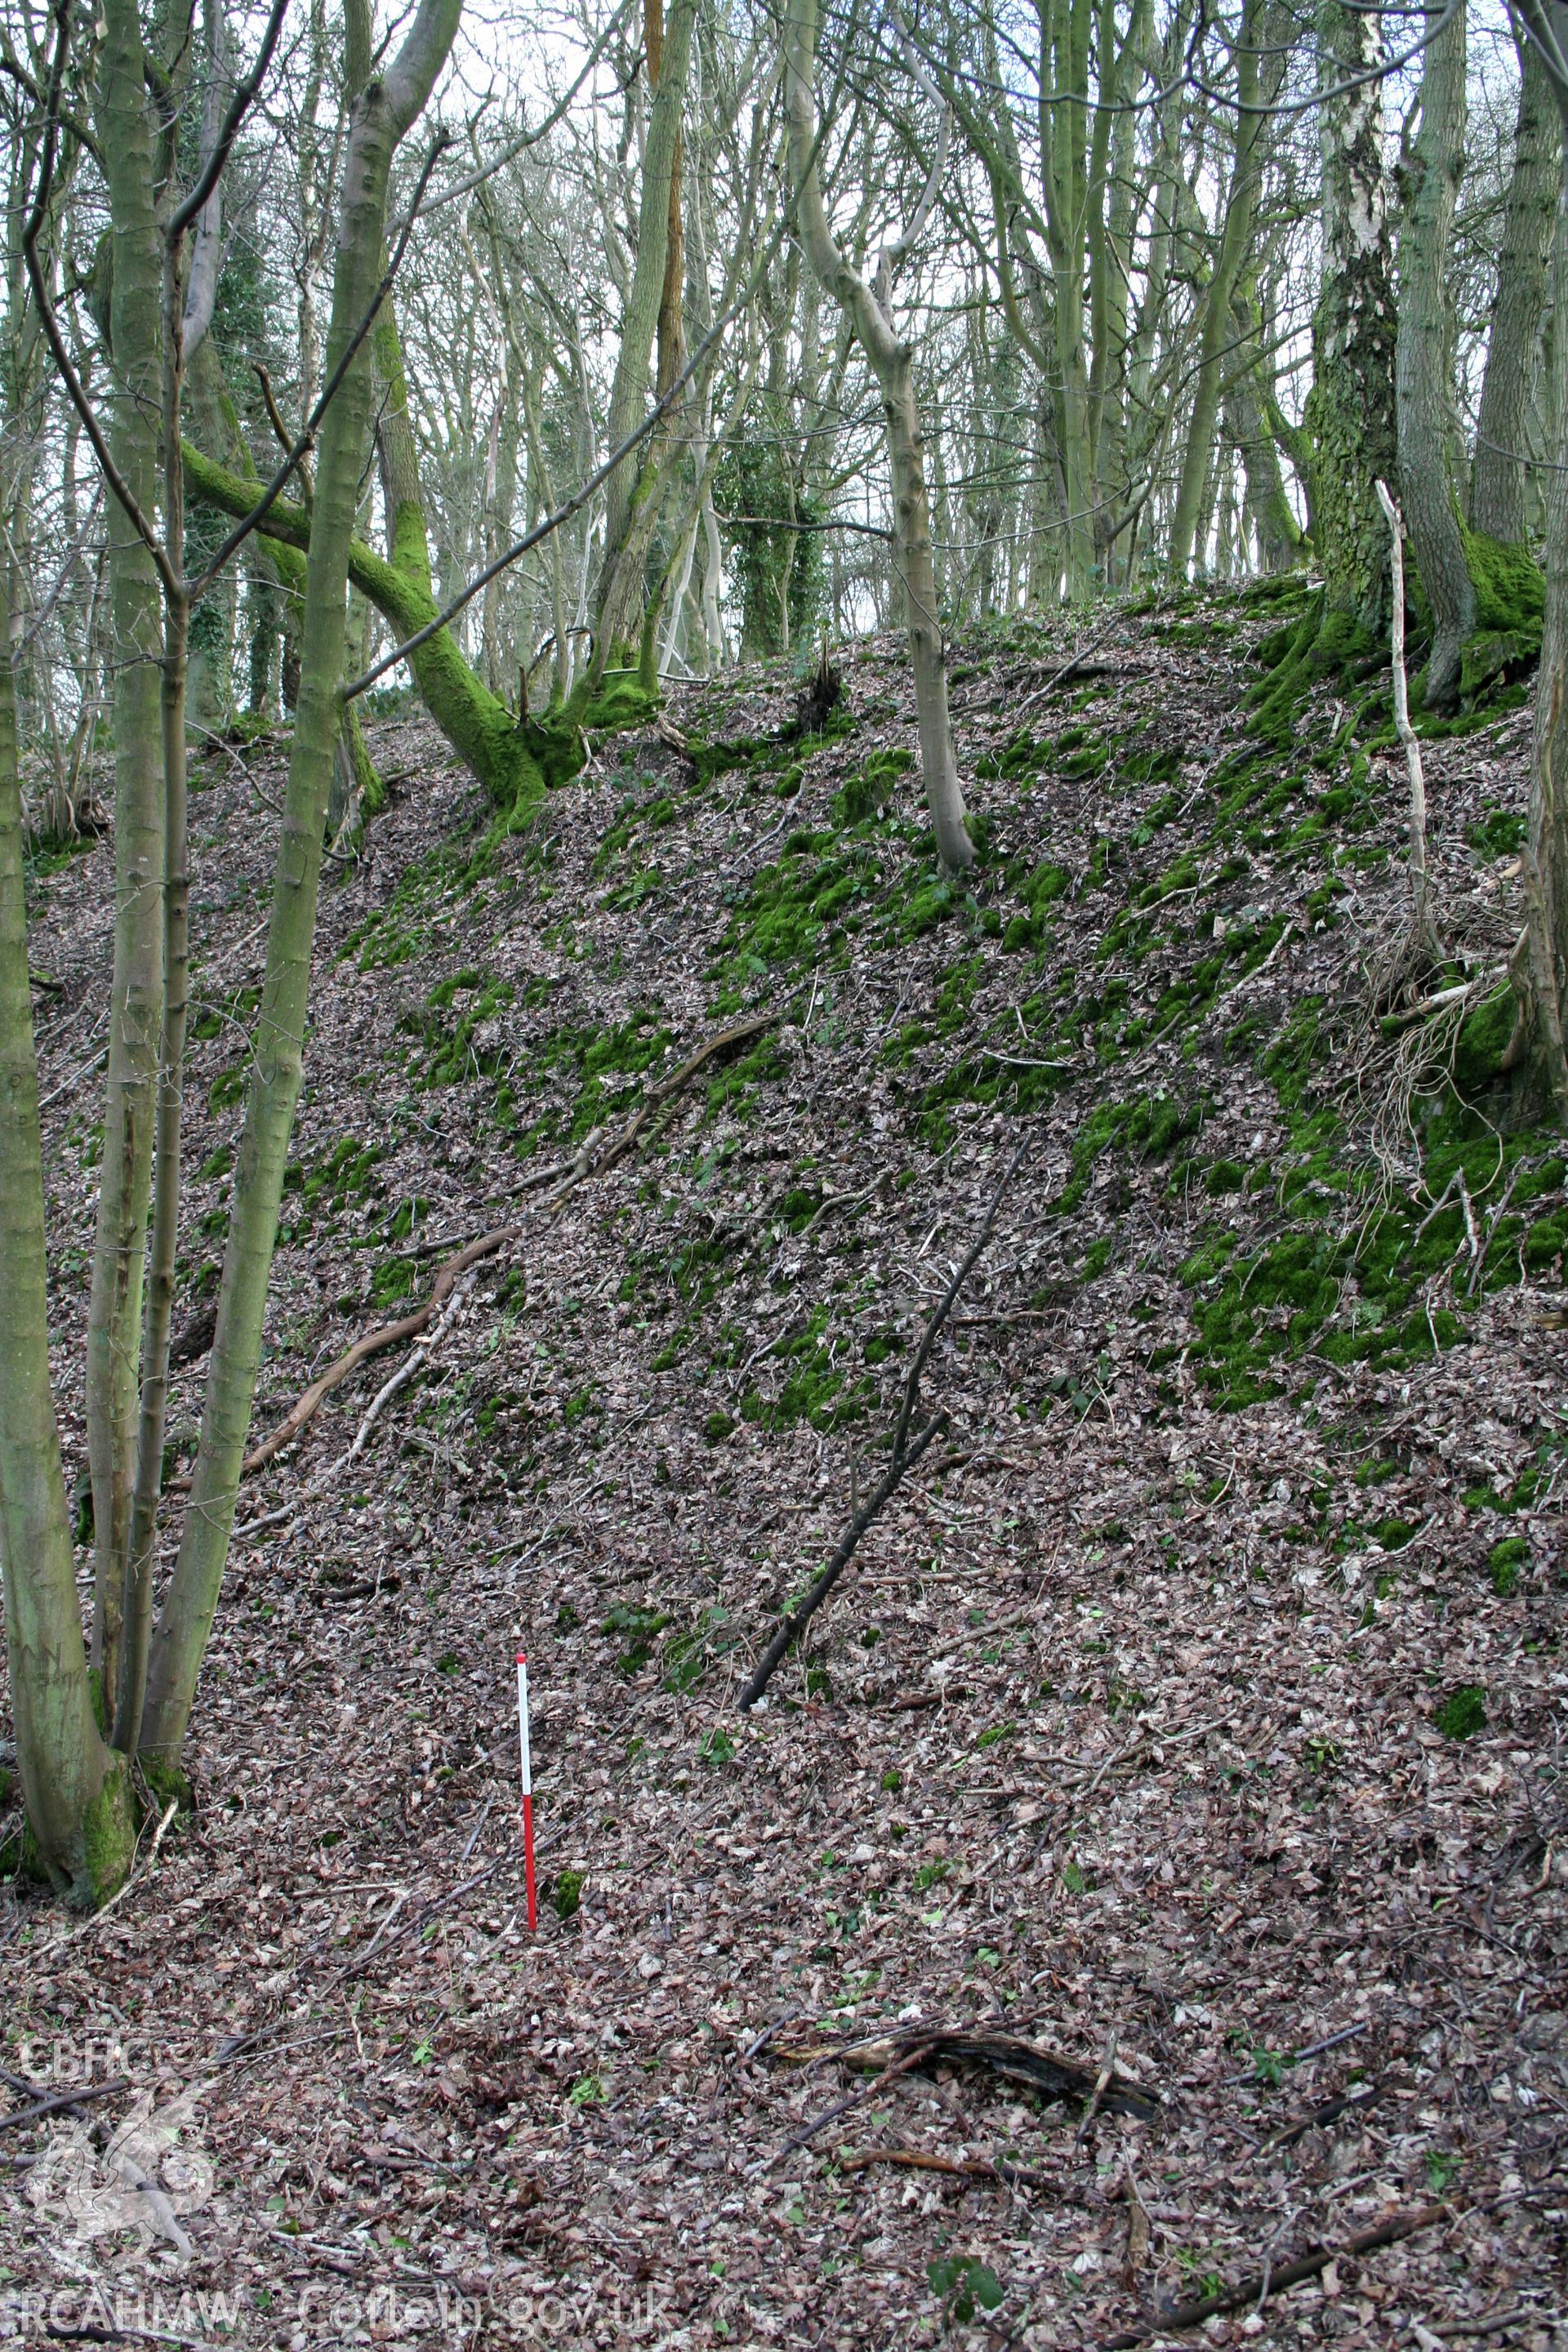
[747, 2041, 938, 2176]
[0, 2078, 128, 2134]
[1100, 2199, 1454, 2348]
[1075, 2029, 1119, 2142]
[336, 1860, 503, 1981]
[1374, 479, 1438, 956]
[1014, 618, 1123, 714]
[1221, 919, 1295, 1000]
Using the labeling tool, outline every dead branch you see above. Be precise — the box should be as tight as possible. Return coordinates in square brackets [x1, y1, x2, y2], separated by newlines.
[770, 2024, 1160, 2119]
[737, 1138, 1026, 1708]
[1101, 2199, 1454, 2348]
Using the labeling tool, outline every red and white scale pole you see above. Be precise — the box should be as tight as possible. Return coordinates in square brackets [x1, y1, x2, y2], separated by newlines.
[516, 1650, 537, 1931]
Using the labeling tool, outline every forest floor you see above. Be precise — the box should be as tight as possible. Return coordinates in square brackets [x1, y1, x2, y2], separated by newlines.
[2, 584, 1566, 2350]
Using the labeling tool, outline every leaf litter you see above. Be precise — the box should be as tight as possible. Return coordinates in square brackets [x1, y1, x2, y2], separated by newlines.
[2, 590, 1565, 2348]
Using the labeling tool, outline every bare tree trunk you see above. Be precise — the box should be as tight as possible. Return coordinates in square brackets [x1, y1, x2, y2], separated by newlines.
[1473, 37, 1559, 546]
[590, 0, 696, 675]
[140, 0, 464, 1762]
[0, 568, 132, 1900]
[1303, 0, 1397, 648]
[1169, 0, 1262, 577]
[783, 0, 973, 874]
[84, 0, 168, 1712]
[1395, 0, 1472, 710]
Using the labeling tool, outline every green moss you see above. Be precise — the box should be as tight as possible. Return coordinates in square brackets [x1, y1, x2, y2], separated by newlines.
[833, 746, 913, 824]
[1468, 806, 1526, 859]
[76, 1757, 136, 1909]
[552, 1868, 585, 1920]
[1433, 1685, 1486, 1740]
[1488, 1536, 1528, 1596]
[1452, 984, 1517, 1094]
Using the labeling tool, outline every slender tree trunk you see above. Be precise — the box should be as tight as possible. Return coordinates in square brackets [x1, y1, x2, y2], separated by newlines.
[1168, 0, 1261, 577]
[85, 0, 167, 1710]
[0, 572, 133, 1901]
[140, 0, 465, 1762]
[1473, 38, 1559, 545]
[782, 0, 972, 872]
[1395, 0, 1472, 709]
[590, 0, 697, 672]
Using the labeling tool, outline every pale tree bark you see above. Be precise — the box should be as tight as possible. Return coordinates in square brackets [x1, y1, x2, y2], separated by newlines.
[1472, 34, 1558, 545]
[1168, 0, 1262, 577]
[590, 0, 697, 675]
[1303, 0, 1398, 645]
[783, 0, 972, 874]
[140, 0, 464, 1762]
[1395, 0, 1472, 709]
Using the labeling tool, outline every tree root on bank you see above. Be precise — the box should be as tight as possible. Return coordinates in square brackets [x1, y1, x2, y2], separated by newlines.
[184, 1009, 779, 1489]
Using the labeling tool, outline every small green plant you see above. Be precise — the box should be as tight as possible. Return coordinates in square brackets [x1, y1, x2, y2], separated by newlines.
[567, 2072, 604, 2107]
[913, 1859, 951, 1891]
[927, 2255, 1003, 2327]
[552, 1868, 585, 1921]
[698, 1727, 737, 1766]
[1425, 2148, 1463, 2193]
[880, 1768, 902, 1793]
[1434, 1684, 1487, 1740]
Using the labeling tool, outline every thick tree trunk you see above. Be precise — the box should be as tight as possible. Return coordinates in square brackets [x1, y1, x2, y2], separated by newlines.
[1395, 0, 1472, 709]
[140, 0, 464, 1762]
[1303, 0, 1398, 648]
[1473, 38, 1559, 546]
[782, 0, 972, 874]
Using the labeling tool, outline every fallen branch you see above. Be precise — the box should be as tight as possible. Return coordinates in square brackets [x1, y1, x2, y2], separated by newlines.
[770, 2025, 1160, 2121]
[1374, 479, 1439, 960]
[1101, 2198, 1453, 2348]
[1014, 619, 1125, 714]
[837, 2145, 1048, 2191]
[592, 1009, 777, 1175]
[738, 1139, 1027, 1709]
[0, 2077, 129, 2134]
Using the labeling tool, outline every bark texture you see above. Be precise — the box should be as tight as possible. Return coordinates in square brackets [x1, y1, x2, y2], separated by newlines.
[1472, 38, 1559, 546]
[140, 0, 465, 1761]
[782, 0, 973, 874]
[1395, 0, 1472, 709]
[1303, 0, 1398, 648]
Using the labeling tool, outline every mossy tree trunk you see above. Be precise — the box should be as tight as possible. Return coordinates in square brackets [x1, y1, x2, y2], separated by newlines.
[182, 437, 559, 812]
[588, 0, 696, 681]
[83, 0, 168, 1712]
[139, 0, 464, 1762]
[1302, 0, 1397, 651]
[783, 0, 973, 875]
[1473, 36, 1558, 546]
[0, 559, 133, 1902]
[1394, 0, 1472, 710]
[1507, 6, 1568, 1118]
